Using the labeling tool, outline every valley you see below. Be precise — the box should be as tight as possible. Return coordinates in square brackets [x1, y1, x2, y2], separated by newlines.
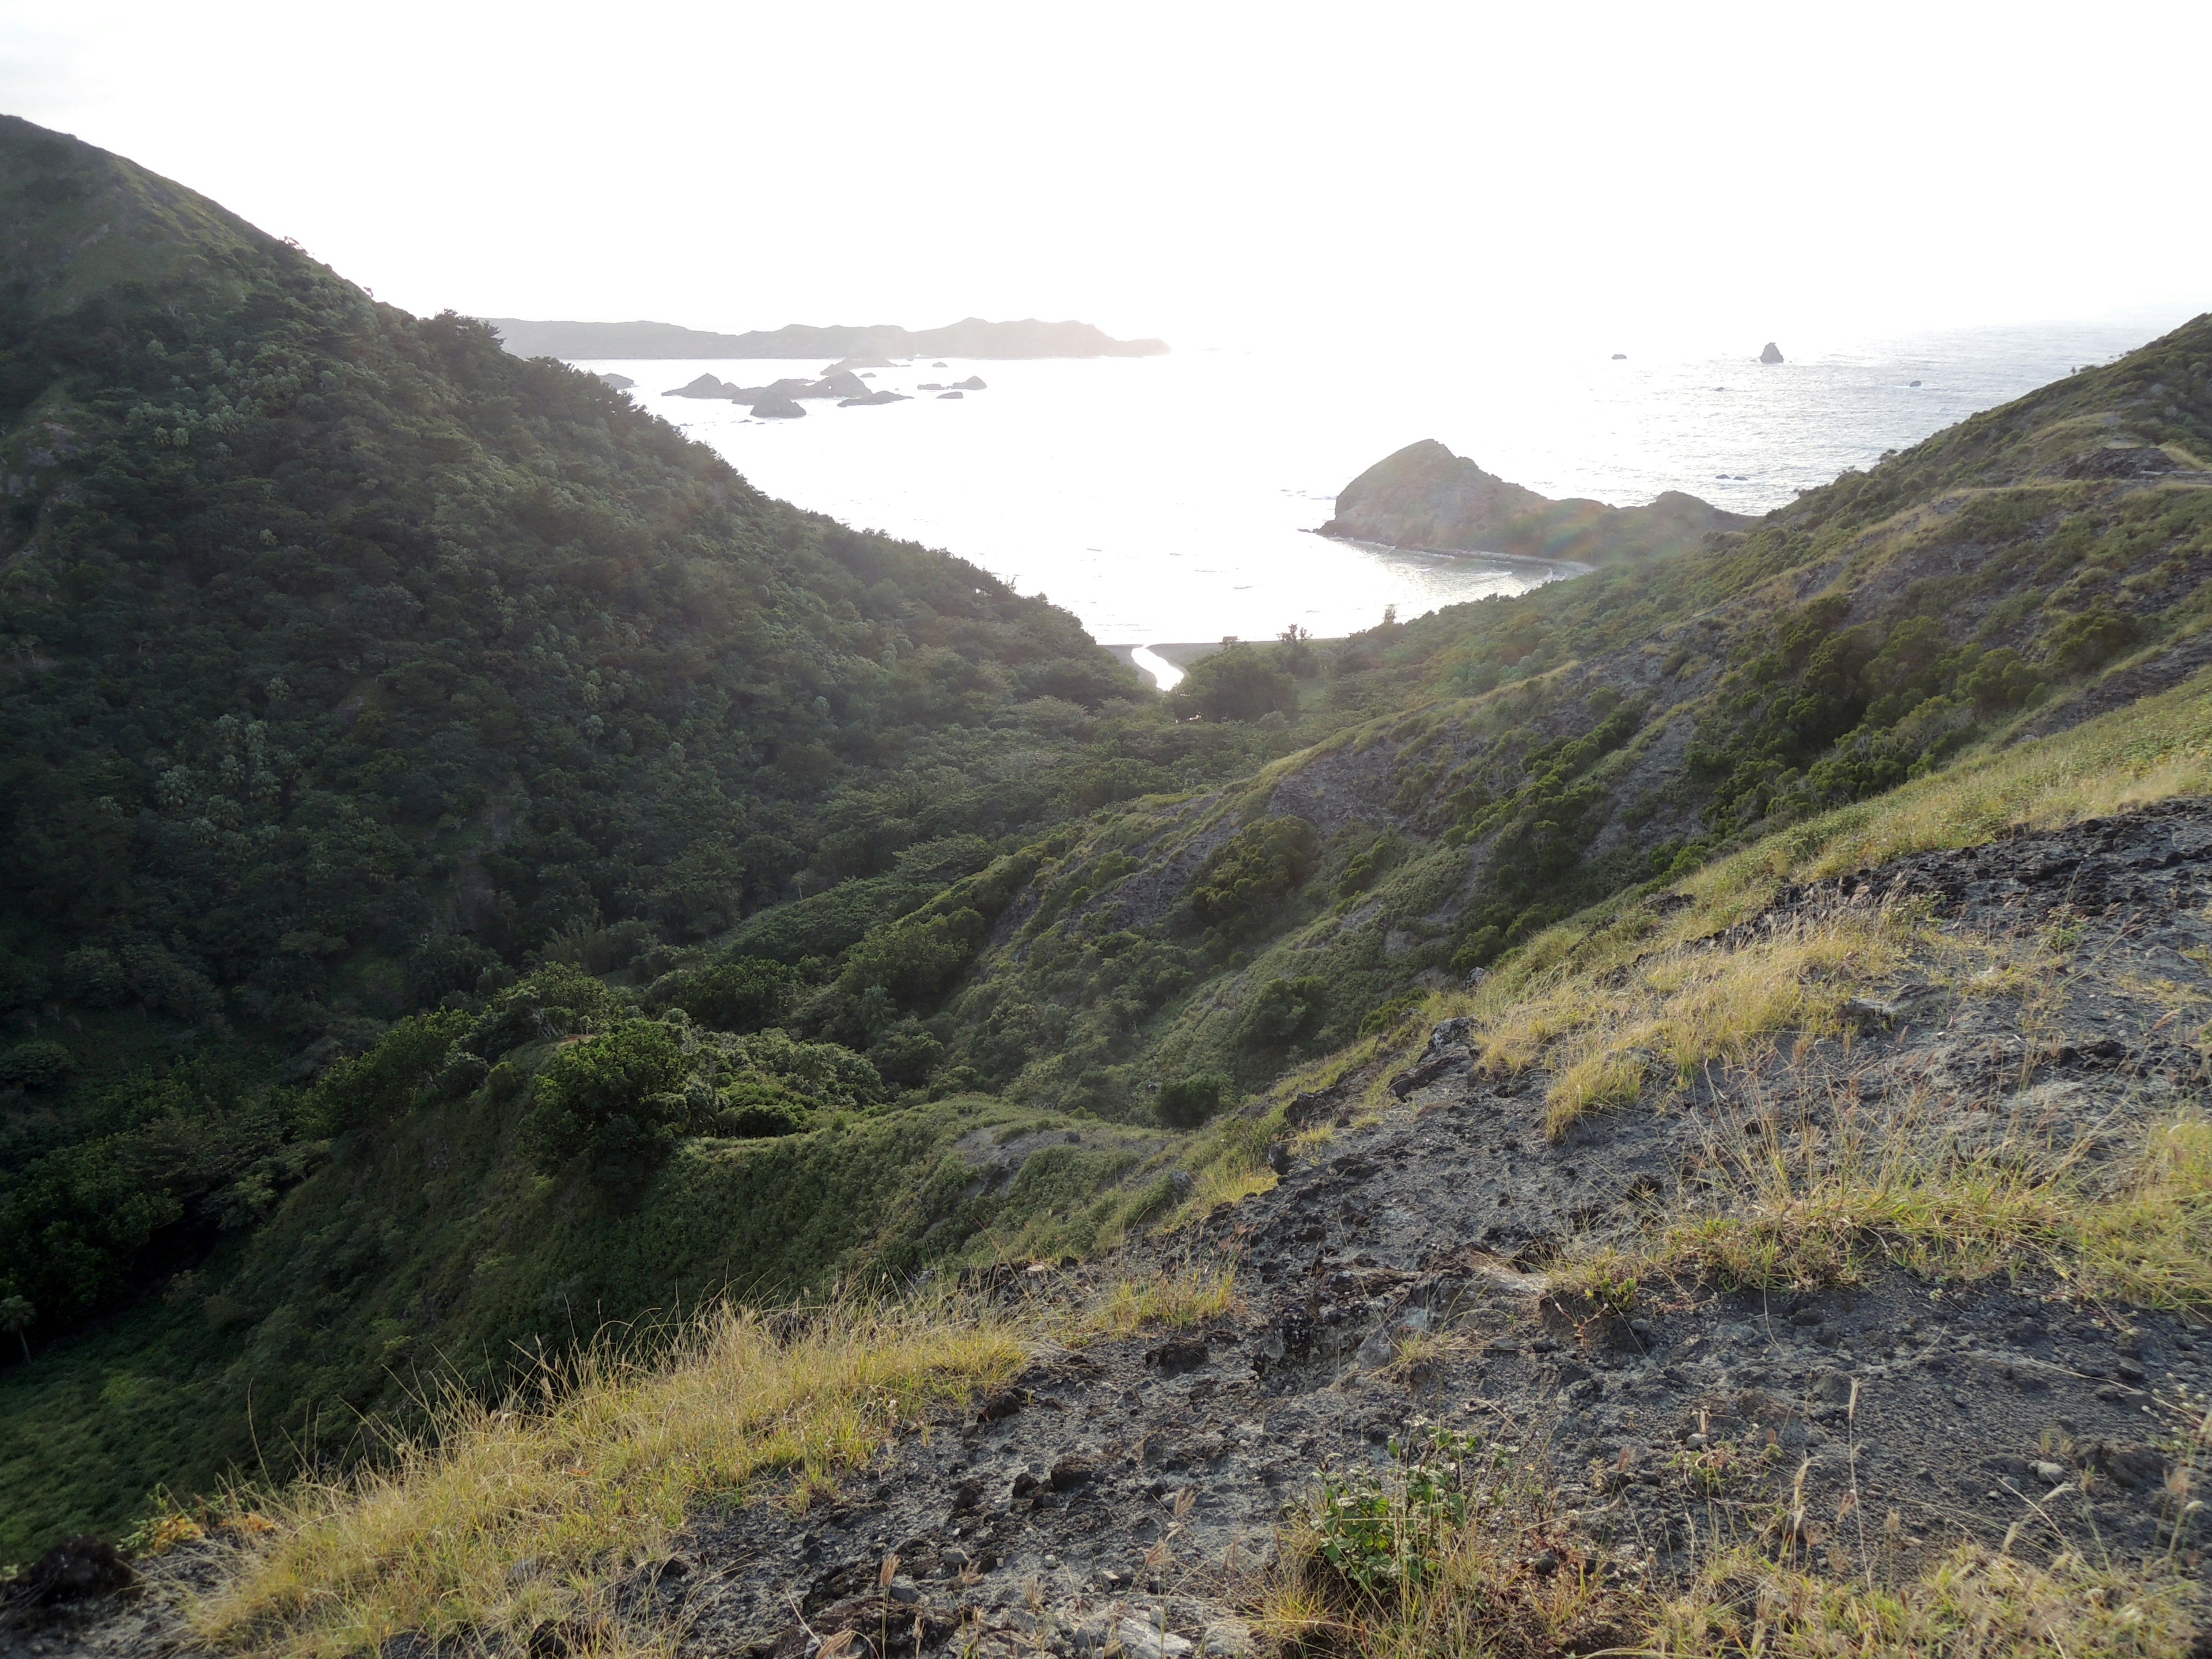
[5, 103, 2212, 1659]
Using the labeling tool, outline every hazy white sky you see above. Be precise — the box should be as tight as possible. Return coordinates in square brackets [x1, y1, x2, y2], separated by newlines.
[5, 0, 2206, 351]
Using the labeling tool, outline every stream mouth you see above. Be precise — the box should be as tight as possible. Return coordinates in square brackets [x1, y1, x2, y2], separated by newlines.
[1129, 645, 1183, 690]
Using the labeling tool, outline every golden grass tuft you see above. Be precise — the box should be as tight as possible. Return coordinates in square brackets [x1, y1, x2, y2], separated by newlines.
[1561, 1102, 2212, 1323]
[1267, 1482, 2200, 1659]
[1469, 906, 1919, 1141]
[1086, 1260, 1238, 1337]
[187, 1300, 1025, 1659]
[2078, 1116, 2212, 1315]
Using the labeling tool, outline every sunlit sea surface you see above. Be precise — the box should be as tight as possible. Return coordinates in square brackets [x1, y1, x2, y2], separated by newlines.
[569, 322, 2160, 653]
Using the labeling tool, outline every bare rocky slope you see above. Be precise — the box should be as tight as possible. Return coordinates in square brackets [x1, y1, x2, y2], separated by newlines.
[16, 796, 2212, 1653]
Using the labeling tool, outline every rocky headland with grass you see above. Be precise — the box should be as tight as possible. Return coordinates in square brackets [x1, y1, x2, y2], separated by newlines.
[1317, 439, 1756, 565]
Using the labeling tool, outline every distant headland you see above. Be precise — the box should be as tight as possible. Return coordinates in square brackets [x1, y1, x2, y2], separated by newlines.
[484, 316, 1169, 360]
[1317, 439, 1755, 566]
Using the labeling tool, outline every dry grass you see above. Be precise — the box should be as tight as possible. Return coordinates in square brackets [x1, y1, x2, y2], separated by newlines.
[1267, 1537, 2199, 1659]
[1085, 1260, 1239, 1337]
[1550, 1100, 2212, 1323]
[1646, 1540, 2202, 1657]
[185, 1300, 1025, 1659]
[2078, 1117, 2212, 1314]
[1264, 1461, 2201, 1659]
[1463, 905, 1921, 1141]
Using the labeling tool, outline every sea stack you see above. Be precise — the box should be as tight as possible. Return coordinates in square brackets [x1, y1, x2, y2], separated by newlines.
[1759, 342, 1785, 365]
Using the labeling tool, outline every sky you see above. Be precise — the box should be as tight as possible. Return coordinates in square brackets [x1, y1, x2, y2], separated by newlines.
[3, 0, 2207, 354]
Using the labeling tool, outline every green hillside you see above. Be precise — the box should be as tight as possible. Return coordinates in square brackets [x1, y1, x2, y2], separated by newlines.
[914, 324, 2212, 1109]
[0, 116, 1263, 1551]
[3, 107, 2211, 1558]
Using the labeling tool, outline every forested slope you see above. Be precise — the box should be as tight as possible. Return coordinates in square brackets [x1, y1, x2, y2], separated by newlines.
[0, 116, 1264, 1552]
[5, 109, 2211, 1559]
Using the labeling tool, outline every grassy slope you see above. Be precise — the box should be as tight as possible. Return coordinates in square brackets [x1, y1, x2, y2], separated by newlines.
[928, 317, 2212, 1112]
[0, 1067, 1182, 1556]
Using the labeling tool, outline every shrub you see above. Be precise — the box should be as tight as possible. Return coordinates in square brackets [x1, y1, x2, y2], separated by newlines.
[838, 907, 989, 1007]
[1240, 974, 1330, 1054]
[469, 964, 623, 1061]
[714, 1079, 815, 1138]
[59, 946, 127, 1007]
[1190, 817, 1320, 932]
[2043, 603, 2142, 676]
[1959, 645, 2040, 711]
[1157, 1071, 1229, 1128]
[1359, 991, 1426, 1037]
[1173, 646, 1297, 723]
[520, 1020, 695, 1188]
[869, 1018, 945, 1089]
[0, 1040, 73, 1090]
[646, 957, 793, 1033]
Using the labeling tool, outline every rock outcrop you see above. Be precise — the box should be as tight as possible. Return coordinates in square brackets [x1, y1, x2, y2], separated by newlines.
[752, 395, 805, 419]
[953, 375, 988, 391]
[1317, 440, 1754, 565]
[1760, 341, 1785, 364]
[596, 372, 635, 389]
[798, 370, 869, 399]
[664, 373, 738, 398]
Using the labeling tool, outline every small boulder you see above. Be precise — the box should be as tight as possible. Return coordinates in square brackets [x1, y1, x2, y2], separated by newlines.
[1145, 1336, 1209, 1376]
[1609, 353, 1626, 361]
[1116, 1618, 1194, 1659]
[953, 374, 987, 390]
[8, 1536, 135, 1605]
[1759, 342, 1785, 364]
[1048, 1454, 1097, 1491]
[937, 390, 965, 399]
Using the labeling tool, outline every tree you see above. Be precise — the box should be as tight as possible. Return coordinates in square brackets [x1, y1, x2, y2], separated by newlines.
[0, 1295, 32, 1360]
[1157, 1072, 1229, 1128]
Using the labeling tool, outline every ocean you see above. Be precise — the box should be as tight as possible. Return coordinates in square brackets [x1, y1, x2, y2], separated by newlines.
[567, 321, 2162, 678]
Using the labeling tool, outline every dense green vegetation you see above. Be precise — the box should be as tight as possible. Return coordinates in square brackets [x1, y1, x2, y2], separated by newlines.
[3, 110, 2212, 1556]
[0, 115, 1306, 1358]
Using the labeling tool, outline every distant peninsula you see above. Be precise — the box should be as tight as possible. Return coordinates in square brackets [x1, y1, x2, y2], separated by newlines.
[1318, 439, 1755, 566]
[484, 316, 1169, 360]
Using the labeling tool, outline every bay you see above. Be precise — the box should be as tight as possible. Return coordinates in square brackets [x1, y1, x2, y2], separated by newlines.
[567, 321, 2158, 665]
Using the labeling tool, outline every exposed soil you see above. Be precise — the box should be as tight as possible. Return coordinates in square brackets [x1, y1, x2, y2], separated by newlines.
[21, 800, 2212, 1657]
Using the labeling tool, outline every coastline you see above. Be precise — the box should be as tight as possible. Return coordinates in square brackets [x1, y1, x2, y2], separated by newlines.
[1302, 527, 1595, 578]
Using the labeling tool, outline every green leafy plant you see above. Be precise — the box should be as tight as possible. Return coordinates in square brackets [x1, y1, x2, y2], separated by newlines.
[1311, 1426, 1487, 1601]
